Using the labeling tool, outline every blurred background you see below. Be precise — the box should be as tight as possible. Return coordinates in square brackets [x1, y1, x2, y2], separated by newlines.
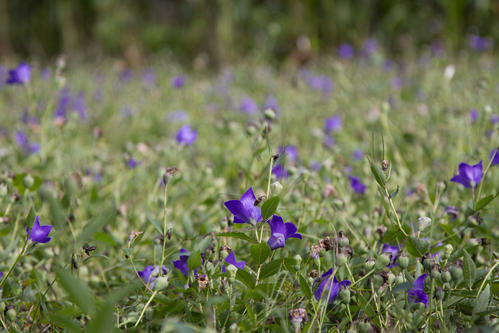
[0, 0, 497, 67]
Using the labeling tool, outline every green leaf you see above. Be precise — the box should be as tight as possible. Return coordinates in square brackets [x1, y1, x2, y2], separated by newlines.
[250, 242, 271, 265]
[76, 207, 116, 247]
[369, 159, 386, 187]
[236, 269, 255, 289]
[298, 274, 312, 299]
[473, 284, 490, 315]
[475, 194, 497, 212]
[47, 310, 82, 332]
[216, 232, 257, 243]
[259, 259, 283, 280]
[261, 196, 280, 221]
[406, 237, 429, 257]
[391, 282, 412, 294]
[146, 214, 163, 234]
[463, 250, 476, 289]
[55, 268, 95, 315]
[13, 173, 26, 197]
[187, 250, 202, 270]
[389, 185, 400, 199]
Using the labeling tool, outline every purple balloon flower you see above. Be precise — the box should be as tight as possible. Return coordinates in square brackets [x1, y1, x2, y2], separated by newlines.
[240, 97, 258, 114]
[324, 115, 341, 133]
[138, 265, 168, 287]
[26, 216, 53, 244]
[272, 163, 289, 179]
[468, 35, 493, 52]
[127, 157, 139, 169]
[73, 92, 87, 120]
[171, 75, 185, 89]
[381, 244, 400, 268]
[176, 125, 197, 145]
[450, 160, 482, 188]
[349, 176, 367, 194]
[313, 268, 351, 303]
[6, 62, 31, 85]
[408, 274, 428, 307]
[491, 114, 499, 125]
[267, 215, 302, 250]
[338, 43, 354, 59]
[142, 69, 156, 87]
[54, 88, 72, 121]
[172, 248, 200, 277]
[490, 148, 499, 166]
[224, 187, 262, 225]
[222, 251, 246, 272]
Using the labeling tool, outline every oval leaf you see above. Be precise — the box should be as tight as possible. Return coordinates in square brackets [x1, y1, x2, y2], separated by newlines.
[463, 249, 476, 289]
[261, 197, 280, 221]
[187, 250, 202, 271]
[250, 242, 271, 265]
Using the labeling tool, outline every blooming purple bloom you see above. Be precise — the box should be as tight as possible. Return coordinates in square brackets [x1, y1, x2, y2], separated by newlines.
[138, 265, 168, 287]
[272, 163, 289, 179]
[310, 161, 321, 171]
[352, 149, 363, 160]
[263, 95, 280, 113]
[490, 148, 499, 166]
[408, 274, 428, 307]
[491, 114, 499, 125]
[381, 244, 400, 268]
[278, 146, 298, 163]
[142, 69, 156, 87]
[172, 249, 195, 277]
[6, 62, 31, 85]
[127, 157, 139, 169]
[240, 97, 258, 114]
[171, 75, 185, 89]
[119, 69, 133, 83]
[324, 116, 341, 133]
[313, 268, 351, 303]
[73, 92, 87, 120]
[54, 88, 71, 120]
[445, 206, 459, 221]
[222, 251, 246, 272]
[176, 125, 197, 145]
[224, 187, 262, 225]
[15, 131, 40, 154]
[349, 176, 367, 194]
[468, 35, 493, 52]
[469, 109, 478, 123]
[26, 216, 52, 244]
[267, 215, 302, 250]
[450, 160, 482, 188]
[338, 43, 354, 59]
[323, 135, 335, 148]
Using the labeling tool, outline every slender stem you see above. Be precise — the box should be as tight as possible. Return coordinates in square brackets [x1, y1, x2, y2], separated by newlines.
[351, 268, 375, 287]
[476, 261, 499, 297]
[475, 153, 496, 209]
[266, 156, 274, 199]
[134, 290, 158, 327]
[0, 313, 8, 332]
[160, 184, 168, 267]
[384, 188, 408, 237]
[0, 237, 29, 288]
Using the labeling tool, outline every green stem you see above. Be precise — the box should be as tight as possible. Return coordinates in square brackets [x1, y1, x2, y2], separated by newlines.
[474, 153, 496, 209]
[0, 236, 29, 288]
[134, 290, 158, 327]
[476, 261, 499, 297]
[384, 188, 408, 237]
[266, 156, 274, 199]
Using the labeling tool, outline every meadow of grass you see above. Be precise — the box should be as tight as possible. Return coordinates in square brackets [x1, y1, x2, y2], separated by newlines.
[0, 53, 497, 332]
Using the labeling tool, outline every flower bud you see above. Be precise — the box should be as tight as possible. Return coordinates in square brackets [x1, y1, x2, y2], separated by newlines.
[442, 244, 453, 260]
[293, 254, 302, 270]
[339, 289, 351, 304]
[375, 255, 391, 270]
[450, 267, 463, 281]
[338, 235, 349, 247]
[431, 269, 440, 280]
[398, 256, 409, 269]
[336, 253, 347, 266]
[6, 308, 16, 321]
[271, 181, 283, 194]
[358, 322, 371, 333]
[365, 258, 375, 270]
[0, 184, 7, 197]
[441, 271, 451, 283]
[417, 217, 432, 231]
[226, 264, 238, 279]
[23, 174, 34, 188]
[264, 108, 276, 121]
[387, 272, 396, 285]
[435, 287, 444, 300]
[153, 276, 169, 291]
[423, 258, 432, 271]
[373, 275, 384, 289]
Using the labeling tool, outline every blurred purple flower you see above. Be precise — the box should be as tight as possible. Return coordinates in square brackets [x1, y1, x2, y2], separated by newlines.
[352, 149, 363, 160]
[490, 148, 499, 166]
[381, 244, 400, 268]
[176, 125, 197, 145]
[171, 75, 185, 89]
[54, 88, 71, 120]
[119, 69, 133, 83]
[127, 157, 139, 169]
[324, 116, 341, 133]
[391, 77, 403, 90]
[6, 62, 31, 85]
[272, 163, 289, 179]
[142, 69, 156, 87]
[224, 187, 262, 225]
[138, 265, 168, 287]
[491, 114, 499, 124]
[222, 251, 246, 272]
[469, 109, 478, 123]
[468, 35, 493, 52]
[450, 160, 482, 188]
[445, 206, 459, 221]
[408, 274, 428, 307]
[310, 161, 321, 171]
[26, 216, 52, 244]
[278, 145, 298, 163]
[240, 97, 258, 114]
[166, 110, 188, 122]
[364, 38, 378, 57]
[73, 92, 87, 120]
[267, 215, 302, 250]
[313, 268, 351, 303]
[338, 43, 354, 59]
[15, 131, 40, 154]
[172, 249, 191, 277]
[323, 135, 335, 148]
[41, 67, 52, 80]
[263, 95, 280, 113]
[349, 175, 367, 194]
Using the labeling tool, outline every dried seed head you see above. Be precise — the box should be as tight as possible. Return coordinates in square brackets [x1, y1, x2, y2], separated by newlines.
[322, 184, 337, 198]
[319, 237, 334, 251]
[309, 269, 319, 279]
[381, 159, 389, 171]
[289, 308, 308, 325]
[83, 243, 96, 256]
[197, 275, 209, 290]
[310, 245, 321, 259]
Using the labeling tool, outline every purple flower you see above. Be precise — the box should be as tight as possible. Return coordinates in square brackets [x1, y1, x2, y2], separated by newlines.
[142, 69, 156, 87]
[408, 274, 428, 307]
[41, 67, 52, 80]
[490, 148, 499, 166]
[468, 35, 493, 52]
[278, 146, 298, 163]
[263, 95, 280, 113]
[73, 92, 87, 120]
[6, 62, 31, 85]
[430, 242, 443, 260]
[127, 157, 139, 169]
[381, 244, 400, 268]
[363, 38, 378, 57]
[26, 216, 52, 244]
[469, 109, 478, 123]
[138, 265, 168, 287]
[352, 149, 363, 160]
[349, 176, 367, 194]
[119, 69, 133, 83]
[491, 114, 499, 124]
[450, 160, 482, 188]
[391, 77, 403, 90]
[313, 268, 351, 303]
[240, 97, 258, 114]
[338, 44, 354, 59]
[310, 161, 321, 171]
[324, 116, 341, 133]
[323, 135, 335, 148]
[305, 73, 334, 97]
[172, 249, 195, 277]
[267, 215, 302, 250]
[176, 125, 197, 145]
[15, 131, 40, 154]
[445, 206, 459, 221]
[54, 88, 71, 120]
[224, 187, 262, 225]
[171, 75, 185, 89]
[222, 251, 246, 272]
[272, 163, 289, 179]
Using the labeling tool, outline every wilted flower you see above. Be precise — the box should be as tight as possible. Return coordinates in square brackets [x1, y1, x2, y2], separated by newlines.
[289, 308, 308, 326]
[171, 75, 185, 89]
[338, 43, 354, 59]
[176, 125, 197, 145]
[224, 187, 262, 225]
[490, 148, 498, 166]
[267, 215, 302, 250]
[240, 97, 258, 114]
[6, 62, 31, 85]
[26, 216, 52, 244]
[349, 175, 367, 194]
[197, 274, 209, 290]
[324, 115, 341, 133]
[450, 160, 482, 188]
[408, 273, 428, 307]
[313, 268, 351, 303]
[138, 265, 168, 287]
[222, 251, 246, 272]
[310, 244, 321, 259]
[381, 244, 400, 268]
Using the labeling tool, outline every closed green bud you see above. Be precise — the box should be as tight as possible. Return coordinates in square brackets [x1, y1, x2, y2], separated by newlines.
[443, 244, 453, 259]
[441, 271, 451, 283]
[154, 276, 169, 291]
[431, 269, 440, 280]
[338, 237, 349, 247]
[423, 258, 432, 270]
[293, 254, 302, 270]
[6, 308, 16, 321]
[450, 267, 463, 281]
[271, 181, 283, 194]
[435, 287, 444, 300]
[0, 184, 7, 197]
[387, 272, 396, 285]
[358, 322, 371, 333]
[365, 259, 375, 270]
[336, 253, 348, 266]
[395, 273, 404, 284]
[23, 174, 34, 188]
[339, 289, 351, 304]
[398, 256, 409, 269]
[373, 275, 383, 289]
[226, 264, 238, 279]
[264, 108, 276, 120]
[375, 255, 391, 270]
